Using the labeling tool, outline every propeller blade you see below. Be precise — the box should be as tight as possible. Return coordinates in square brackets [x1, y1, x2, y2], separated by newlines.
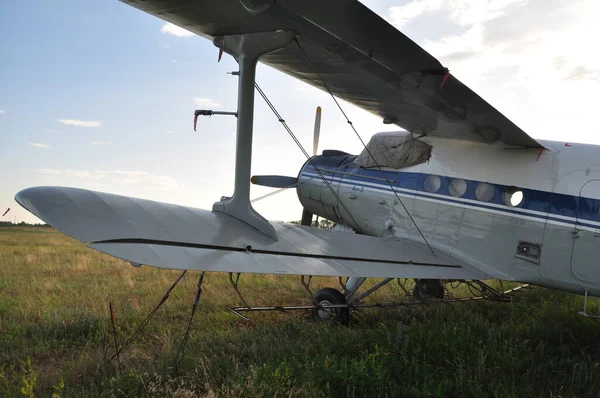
[313, 106, 321, 156]
[251, 175, 298, 188]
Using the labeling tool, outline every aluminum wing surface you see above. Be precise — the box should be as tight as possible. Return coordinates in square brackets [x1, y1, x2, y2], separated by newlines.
[15, 187, 488, 280]
[121, 0, 541, 148]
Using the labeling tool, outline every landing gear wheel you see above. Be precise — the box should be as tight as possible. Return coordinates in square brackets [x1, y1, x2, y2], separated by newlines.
[312, 287, 350, 324]
[413, 279, 445, 301]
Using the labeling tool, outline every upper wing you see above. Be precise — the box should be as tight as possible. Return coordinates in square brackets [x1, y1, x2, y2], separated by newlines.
[15, 187, 491, 280]
[121, 0, 542, 148]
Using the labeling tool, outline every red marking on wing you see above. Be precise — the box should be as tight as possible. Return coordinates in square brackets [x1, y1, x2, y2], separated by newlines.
[440, 72, 450, 89]
[536, 148, 545, 161]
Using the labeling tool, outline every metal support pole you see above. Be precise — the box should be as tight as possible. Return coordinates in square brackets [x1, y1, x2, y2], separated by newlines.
[350, 278, 394, 303]
[343, 277, 367, 298]
[578, 289, 600, 318]
[229, 272, 249, 308]
[211, 31, 295, 240]
[301, 275, 313, 298]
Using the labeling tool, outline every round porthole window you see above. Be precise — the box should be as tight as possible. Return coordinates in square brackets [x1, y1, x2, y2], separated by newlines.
[502, 187, 524, 207]
[424, 175, 441, 193]
[475, 183, 495, 202]
[449, 178, 467, 197]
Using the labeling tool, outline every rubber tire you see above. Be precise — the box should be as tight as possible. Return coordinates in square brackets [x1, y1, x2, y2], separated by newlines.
[312, 287, 350, 324]
[434, 283, 445, 299]
[413, 279, 445, 301]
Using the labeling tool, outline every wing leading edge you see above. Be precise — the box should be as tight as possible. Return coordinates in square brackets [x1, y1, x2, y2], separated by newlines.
[15, 187, 490, 280]
[121, 0, 542, 148]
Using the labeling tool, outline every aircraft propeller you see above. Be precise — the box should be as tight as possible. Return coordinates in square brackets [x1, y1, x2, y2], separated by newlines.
[251, 106, 322, 225]
[313, 106, 321, 157]
[250, 175, 298, 189]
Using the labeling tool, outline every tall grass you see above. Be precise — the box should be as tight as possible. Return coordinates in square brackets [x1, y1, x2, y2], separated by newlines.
[1, 227, 599, 397]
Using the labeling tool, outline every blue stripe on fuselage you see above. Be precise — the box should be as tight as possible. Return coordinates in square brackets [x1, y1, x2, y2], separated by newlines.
[301, 165, 600, 229]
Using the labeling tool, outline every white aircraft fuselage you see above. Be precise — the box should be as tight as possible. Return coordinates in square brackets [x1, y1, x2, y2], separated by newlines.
[298, 136, 600, 297]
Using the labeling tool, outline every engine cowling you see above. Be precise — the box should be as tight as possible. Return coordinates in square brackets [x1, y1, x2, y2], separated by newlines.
[296, 152, 356, 225]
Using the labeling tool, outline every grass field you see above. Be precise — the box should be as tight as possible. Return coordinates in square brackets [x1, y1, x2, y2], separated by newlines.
[1, 227, 600, 397]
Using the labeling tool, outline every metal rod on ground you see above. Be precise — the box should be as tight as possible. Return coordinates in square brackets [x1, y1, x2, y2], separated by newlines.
[111, 270, 187, 360]
[227, 283, 530, 318]
[228, 296, 487, 315]
[108, 301, 122, 371]
[173, 272, 205, 372]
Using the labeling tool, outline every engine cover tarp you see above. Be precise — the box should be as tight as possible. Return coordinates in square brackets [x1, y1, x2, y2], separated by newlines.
[357, 131, 432, 169]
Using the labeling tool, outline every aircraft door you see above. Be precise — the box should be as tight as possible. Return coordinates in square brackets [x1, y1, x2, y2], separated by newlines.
[571, 180, 600, 285]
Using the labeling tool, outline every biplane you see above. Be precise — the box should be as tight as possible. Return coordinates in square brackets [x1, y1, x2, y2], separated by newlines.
[15, 0, 600, 322]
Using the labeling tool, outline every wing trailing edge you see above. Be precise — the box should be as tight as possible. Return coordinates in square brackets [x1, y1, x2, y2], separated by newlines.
[16, 186, 491, 279]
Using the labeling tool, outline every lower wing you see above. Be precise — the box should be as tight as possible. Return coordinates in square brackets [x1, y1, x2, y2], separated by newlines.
[16, 187, 490, 280]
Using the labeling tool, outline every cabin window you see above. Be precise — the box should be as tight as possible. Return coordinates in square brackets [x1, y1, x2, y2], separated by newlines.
[475, 183, 495, 202]
[424, 175, 441, 193]
[449, 178, 467, 197]
[502, 187, 524, 207]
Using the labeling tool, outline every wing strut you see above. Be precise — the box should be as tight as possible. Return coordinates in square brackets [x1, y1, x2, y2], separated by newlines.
[210, 31, 296, 241]
[294, 38, 436, 255]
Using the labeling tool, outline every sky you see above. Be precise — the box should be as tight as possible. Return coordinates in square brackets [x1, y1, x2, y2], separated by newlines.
[1, 0, 599, 224]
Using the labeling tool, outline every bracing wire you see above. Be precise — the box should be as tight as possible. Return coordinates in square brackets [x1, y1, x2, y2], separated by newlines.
[173, 272, 205, 372]
[111, 270, 187, 361]
[251, 187, 288, 203]
[253, 82, 362, 230]
[294, 37, 436, 256]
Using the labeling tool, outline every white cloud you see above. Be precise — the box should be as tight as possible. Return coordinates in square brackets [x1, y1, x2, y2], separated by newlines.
[161, 23, 194, 38]
[58, 119, 102, 128]
[166, 131, 175, 134]
[37, 169, 61, 174]
[193, 97, 221, 108]
[35, 169, 184, 192]
[0, 110, 5, 114]
[29, 143, 49, 148]
[170, 59, 178, 63]
[389, 0, 524, 28]
[387, 0, 600, 143]
[90, 141, 112, 145]
[389, 0, 444, 27]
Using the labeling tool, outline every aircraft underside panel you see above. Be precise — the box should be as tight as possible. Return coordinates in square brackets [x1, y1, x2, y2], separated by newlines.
[15, 186, 490, 280]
